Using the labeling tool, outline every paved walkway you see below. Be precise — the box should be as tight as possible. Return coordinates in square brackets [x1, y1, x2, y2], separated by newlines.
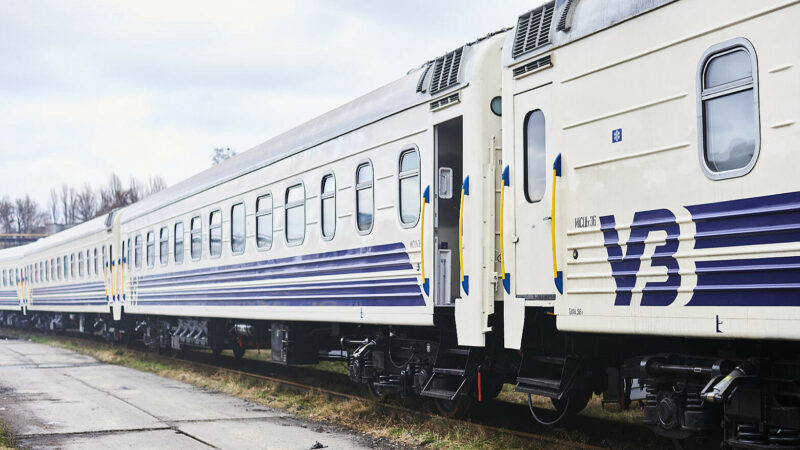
[0, 339, 373, 449]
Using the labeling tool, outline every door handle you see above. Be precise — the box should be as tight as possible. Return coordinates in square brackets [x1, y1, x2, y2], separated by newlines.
[500, 166, 511, 294]
[551, 154, 563, 294]
[459, 176, 469, 295]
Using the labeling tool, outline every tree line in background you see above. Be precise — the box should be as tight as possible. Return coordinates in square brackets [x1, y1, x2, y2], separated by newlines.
[0, 174, 166, 234]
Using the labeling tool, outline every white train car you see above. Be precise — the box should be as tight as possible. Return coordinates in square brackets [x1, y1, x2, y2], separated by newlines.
[21, 214, 120, 328]
[0, 246, 24, 314]
[501, 0, 800, 445]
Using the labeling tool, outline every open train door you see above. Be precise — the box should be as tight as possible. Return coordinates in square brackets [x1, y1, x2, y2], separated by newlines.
[512, 84, 561, 307]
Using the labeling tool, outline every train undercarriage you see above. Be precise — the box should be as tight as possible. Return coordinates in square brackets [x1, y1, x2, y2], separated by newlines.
[1, 308, 798, 449]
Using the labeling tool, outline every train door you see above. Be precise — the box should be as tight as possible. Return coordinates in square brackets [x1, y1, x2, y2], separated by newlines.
[433, 117, 463, 307]
[513, 84, 560, 302]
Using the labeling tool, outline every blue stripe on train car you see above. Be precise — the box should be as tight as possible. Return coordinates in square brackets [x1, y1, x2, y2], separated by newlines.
[134, 243, 424, 307]
[686, 191, 800, 306]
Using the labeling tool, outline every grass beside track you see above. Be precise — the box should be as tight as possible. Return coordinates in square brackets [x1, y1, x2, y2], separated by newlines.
[0, 328, 668, 449]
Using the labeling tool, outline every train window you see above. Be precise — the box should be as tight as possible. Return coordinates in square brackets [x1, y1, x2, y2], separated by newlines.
[1, 269, 5, 287]
[256, 194, 272, 250]
[256, 194, 273, 250]
[523, 109, 546, 203]
[285, 184, 305, 246]
[78, 253, 84, 277]
[698, 38, 759, 180]
[127, 239, 132, 271]
[321, 174, 335, 240]
[356, 162, 374, 233]
[159, 227, 169, 265]
[102, 246, 107, 273]
[51, 258, 56, 280]
[62, 256, 67, 280]
[398, 148, 420, 226]
[209, 211, 222, 257]
[231, 203, 245, 254]
[146, 231, 155, 268]
[70, 254, 75, 279]
[86, 250, 91, 277]
[45, 261, 49, 282]
[134, 235, 142, 269]
[191, 216, 201, 260]
[93, 249, 98, 275]
[175, 222, 184, 263]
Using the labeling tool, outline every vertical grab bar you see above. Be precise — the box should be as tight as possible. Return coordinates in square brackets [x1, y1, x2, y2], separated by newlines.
[551, 154, 563, 294]
[459, 176, 470, 295]
[500, 165, 511, 294]
[421, 186, 430, 296]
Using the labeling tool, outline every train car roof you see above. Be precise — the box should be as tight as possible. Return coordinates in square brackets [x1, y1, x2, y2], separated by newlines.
[0, 245, 25, 263]
[21, 214, 111, 257]
[121, 31, 507, 223]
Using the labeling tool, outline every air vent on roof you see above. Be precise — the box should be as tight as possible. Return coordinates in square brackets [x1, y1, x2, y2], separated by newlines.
[513, 55, 552, 78]
[416, 64, 432, 93]
[430, 93, 460, 111]
[557, 0, 575, 31]
[512, 1, 555, 59]
[429, 48, 463, 95]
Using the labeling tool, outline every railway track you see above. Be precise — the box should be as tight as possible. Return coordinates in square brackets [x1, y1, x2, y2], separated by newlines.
[2, 327, 668, 449]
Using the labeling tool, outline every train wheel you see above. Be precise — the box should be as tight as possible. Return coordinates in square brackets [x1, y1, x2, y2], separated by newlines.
[434, 397, 471, 419]
[528, 389, 591, 426]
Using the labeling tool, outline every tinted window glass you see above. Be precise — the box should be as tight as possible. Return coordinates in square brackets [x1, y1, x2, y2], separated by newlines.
[398, 150, 420, 225]
[209, 211, 222, 257]
[321, 175, 335, 239]
[231, 203, 245, 254]
[356, 163, 373, 232]
[524, 109, 546, 203]
[134, 235, 142, 269]
[285, 185, 305, 245]
[191, 217, 201, 260]
[175, 222, 184, 263]
[256, 194, 273, 249]
[160, 227, 169, 264]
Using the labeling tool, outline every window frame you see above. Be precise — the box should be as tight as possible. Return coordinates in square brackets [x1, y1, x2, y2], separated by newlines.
[355, 159, 375, 235]
[320, 172, 336, 241]
[523, 109, 547, 203]
[230, 202, 246, 255]
[159, 226, 169, 265]
[284, 183, 306, 247]
[190, 216, 202, 261]
[256, 193, 273, 251]
[134, 235, 143, 270]
[146, 231, 155, 268]
[174, 222, 185, 264]
[397, 146, 421, 228]
[208, 209, 222, 259]
[696, 37, 760, 181]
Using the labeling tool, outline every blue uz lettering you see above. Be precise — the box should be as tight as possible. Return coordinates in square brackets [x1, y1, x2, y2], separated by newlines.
[599, 209, 680, 306]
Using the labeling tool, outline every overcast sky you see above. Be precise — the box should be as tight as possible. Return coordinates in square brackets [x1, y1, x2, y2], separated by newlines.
[1, 0, 536, 207]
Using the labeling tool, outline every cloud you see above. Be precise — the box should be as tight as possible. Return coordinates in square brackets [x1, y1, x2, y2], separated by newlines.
[0, 0, 536, 209]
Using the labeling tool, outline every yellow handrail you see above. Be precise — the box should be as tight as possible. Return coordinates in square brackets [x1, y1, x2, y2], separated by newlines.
[500, 166, 511, 294]
[420, 186, 430, 296]
[551, 154, 563, 294]
[459, 176, 470, 295]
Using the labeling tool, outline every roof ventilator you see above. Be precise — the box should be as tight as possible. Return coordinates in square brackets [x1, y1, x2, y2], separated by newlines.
[429, 47, 463, 95]
[430, 93, 460, 111]
[513, 55, 553, 78]
[512, 1, 555, 59]
[416, 64, 432, 93]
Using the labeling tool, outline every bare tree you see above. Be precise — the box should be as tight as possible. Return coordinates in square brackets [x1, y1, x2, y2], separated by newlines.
[146, 175, 167, 196]
[75, 184, 97, 222]
[48, 188, 60, 224]
[0, 197, 14, 233]
[127, 176, 143, 204]
[14, 195, 45, 233]
[212, 147, 236, 166]
[59, 184, 78, 224]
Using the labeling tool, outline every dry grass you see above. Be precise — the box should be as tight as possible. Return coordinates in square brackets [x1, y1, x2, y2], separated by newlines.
[4, 329, 570, 449]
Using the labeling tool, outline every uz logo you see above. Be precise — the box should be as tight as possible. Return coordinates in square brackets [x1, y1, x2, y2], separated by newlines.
[599, 209, 680, 306]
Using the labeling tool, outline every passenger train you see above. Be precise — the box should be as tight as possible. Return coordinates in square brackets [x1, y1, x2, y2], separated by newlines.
[1, 1, 798, 447]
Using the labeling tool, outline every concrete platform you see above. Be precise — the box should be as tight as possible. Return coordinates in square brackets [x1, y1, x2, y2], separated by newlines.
[0, 339, 375, 449]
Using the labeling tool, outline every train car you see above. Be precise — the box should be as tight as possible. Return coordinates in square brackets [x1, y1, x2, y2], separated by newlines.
[0, 246, 24, 318]
[20, 213, 121, 332]
[92, 31, 509, 412]
[501, 0, 800, 447]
